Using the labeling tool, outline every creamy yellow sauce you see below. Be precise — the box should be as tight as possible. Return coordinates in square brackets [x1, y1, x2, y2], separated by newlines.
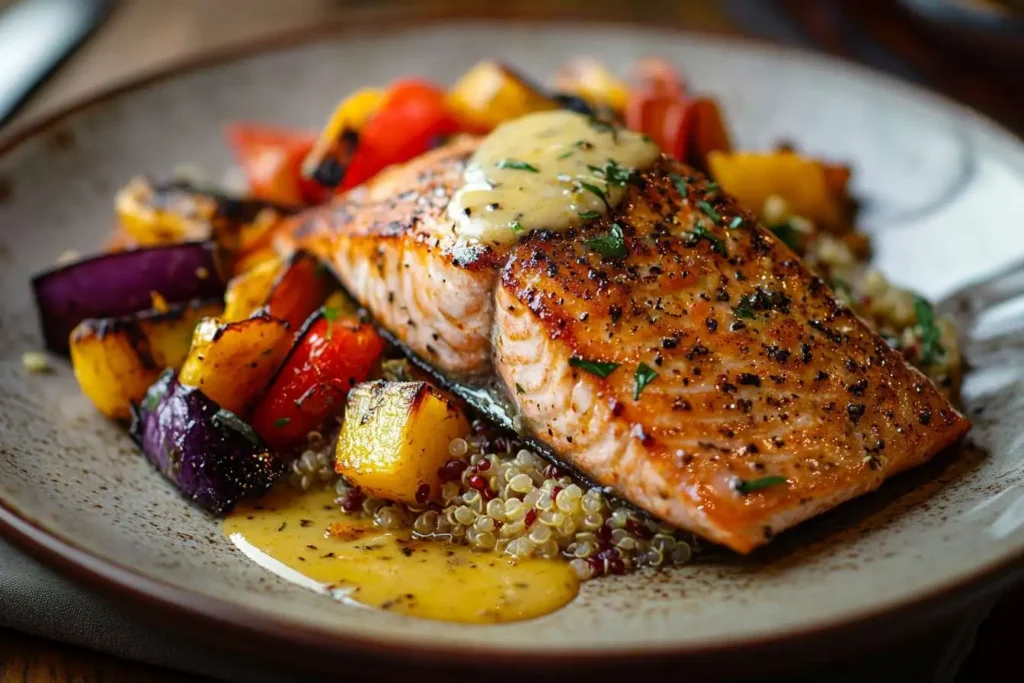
[224, 487, 579, 623]
[448, 110, 660, 245]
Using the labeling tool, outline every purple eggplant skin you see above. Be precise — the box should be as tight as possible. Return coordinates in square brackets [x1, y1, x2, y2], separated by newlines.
[131, 369, 284, 515]
[32, 241, 227, 355]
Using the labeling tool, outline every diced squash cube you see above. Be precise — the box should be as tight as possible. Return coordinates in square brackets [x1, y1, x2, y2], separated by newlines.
[70, 299, 223, 419]
[223, 257, 283, 322]
[708, 150, 844, 229]
[335, 381, 470, 504]
[447, 61, 557, 132]
[178, 314, 293, 416]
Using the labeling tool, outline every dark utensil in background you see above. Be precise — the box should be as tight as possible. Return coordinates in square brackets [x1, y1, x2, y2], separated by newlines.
[0, 0, 114, 127]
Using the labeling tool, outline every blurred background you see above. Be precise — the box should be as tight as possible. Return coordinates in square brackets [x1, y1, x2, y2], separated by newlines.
[0, 0, 1022, 134]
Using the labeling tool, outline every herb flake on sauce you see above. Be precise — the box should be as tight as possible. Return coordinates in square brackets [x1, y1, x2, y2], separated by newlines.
[496, 158, 539, 172]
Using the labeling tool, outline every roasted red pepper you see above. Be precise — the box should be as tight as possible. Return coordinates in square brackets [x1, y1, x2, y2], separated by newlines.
[250, 309, 384, 450]
[339, 79, 461, 190]
[226, 123, 327, 205]
[624, 59, 731, 170]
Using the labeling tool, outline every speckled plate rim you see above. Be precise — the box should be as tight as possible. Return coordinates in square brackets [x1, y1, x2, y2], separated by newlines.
[2, 14, 1024, 674]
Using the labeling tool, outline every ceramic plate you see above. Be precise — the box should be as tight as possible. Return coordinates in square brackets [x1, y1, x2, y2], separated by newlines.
[2, 20, 1024, 680]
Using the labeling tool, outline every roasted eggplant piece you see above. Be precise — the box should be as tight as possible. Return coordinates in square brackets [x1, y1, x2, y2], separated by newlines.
[32, 241, 227, 355]
[178, 313, 293, 416]
[70, 299, 223, 420]
[132, 369, 284, 514]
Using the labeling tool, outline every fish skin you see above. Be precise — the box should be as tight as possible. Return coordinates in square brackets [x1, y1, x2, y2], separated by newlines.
[286, 141, 970, 553]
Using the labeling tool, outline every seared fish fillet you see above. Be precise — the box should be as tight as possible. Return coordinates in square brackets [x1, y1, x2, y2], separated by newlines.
[285, 139, 970, 553]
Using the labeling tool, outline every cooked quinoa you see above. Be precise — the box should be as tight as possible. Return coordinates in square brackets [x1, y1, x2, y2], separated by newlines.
[293, 420, 694, 581]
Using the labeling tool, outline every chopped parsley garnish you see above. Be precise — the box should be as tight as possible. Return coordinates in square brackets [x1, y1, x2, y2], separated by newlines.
[732, 295, 757, 320]
[274, 417, 291, 428]
[705, 181, 719, 192]
[585, 223, 627, 259]
[578, 210, 601, 219]
[697, 200, 722, 223]
[569, 356, 620, 378]
[686, 225, 726, 256]
[322, 305, 340, 340]
[670, 173, 689, 197]
[634, 363, 658, 400]
[580, 181, 611, 210]
[728, 215, 745, 229]
[733, 476, 788, 494]
[603, 160, 632, 186]
[914, 296, 944, 365]
[585, 162, 630, 186]
[496, 158, 539, 172]
[770, 221, 801, 251]
[557, 150, 574, 160]
[510, 220, 523, 233]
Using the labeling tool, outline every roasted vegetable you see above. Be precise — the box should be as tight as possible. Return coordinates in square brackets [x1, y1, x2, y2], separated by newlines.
[223, 257, 283, 322]
[226, 123, 321, 205]
[707, 150, 845, 229]
[178, 313, 293, 416]
[222, 249, 338, 327]
[685, 98, 732, 172]
[340, 80, 461, 190]
[335, 381, 470, 504]
[302, 88, 386, 191]
[131, 369, 284, 514]
[447, 61, 557, 131]
[70, 299, 223, 420]
[622, 80, 688, 158]
[261, 250, 339, 331]
[32, 241, 227, 355]
[553, 57, 629, 113]
[251, 310, 384, 449]
[115, 178, 298, 251]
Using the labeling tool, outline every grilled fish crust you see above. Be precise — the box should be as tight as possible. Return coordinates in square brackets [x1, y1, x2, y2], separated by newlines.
[280, 137, 498, 377]
[496, 158, 969, 551]
[296, 143, 970, 553]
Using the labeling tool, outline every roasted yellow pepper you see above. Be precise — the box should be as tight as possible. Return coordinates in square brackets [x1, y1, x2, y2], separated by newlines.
[70, 300, 223, 420]
[708, 150, 845, 230]
[446, 61, 557, 132]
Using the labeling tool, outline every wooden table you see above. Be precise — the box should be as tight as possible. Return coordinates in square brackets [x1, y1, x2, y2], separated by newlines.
[1, 1, 1021, 681]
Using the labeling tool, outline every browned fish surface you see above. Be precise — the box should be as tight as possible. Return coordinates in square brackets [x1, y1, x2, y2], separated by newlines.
[287, 143, 971, 553]
[282, 137, 498, 376]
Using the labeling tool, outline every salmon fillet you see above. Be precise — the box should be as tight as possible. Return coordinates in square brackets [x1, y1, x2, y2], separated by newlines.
[283, 137, 498, 377]
[286, 142, 970, 553]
